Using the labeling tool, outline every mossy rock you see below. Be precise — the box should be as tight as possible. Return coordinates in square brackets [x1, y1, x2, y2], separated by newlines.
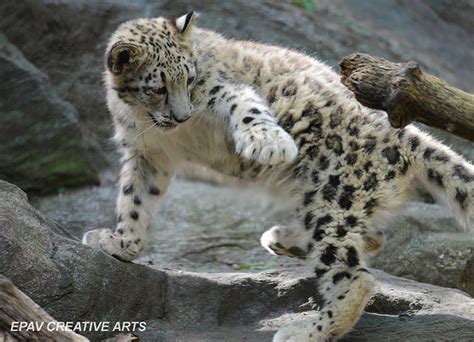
[0, 34, 98, 194]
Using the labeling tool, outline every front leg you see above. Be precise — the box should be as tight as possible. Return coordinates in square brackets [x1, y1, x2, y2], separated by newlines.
[207, 83, 298, 165]
[82, 150, 173, 261]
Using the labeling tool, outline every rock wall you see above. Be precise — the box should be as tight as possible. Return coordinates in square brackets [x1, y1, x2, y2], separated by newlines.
[0, 34, 98, 193]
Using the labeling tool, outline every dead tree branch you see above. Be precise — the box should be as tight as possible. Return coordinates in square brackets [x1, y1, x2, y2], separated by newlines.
[0, 275, 88, 341]
[339, 53, 474, 141]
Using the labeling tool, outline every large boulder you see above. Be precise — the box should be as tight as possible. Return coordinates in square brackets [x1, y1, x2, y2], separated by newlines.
[0, 35, 98, 193]
[0, 180, 166, 341]
[371, 202, 474, 296]
[1, 180, 473, 341]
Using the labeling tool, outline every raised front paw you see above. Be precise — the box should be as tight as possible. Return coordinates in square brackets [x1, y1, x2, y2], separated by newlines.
[234, 125, 298, 165]
[82, 228, 143, 261]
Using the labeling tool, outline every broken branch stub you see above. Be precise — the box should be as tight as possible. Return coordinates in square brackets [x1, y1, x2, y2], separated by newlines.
[339, 53, 474, 141]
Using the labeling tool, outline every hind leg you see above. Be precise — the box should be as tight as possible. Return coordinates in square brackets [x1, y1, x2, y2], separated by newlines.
[274, 233, 374, 341]
[261, 206, 375, 341]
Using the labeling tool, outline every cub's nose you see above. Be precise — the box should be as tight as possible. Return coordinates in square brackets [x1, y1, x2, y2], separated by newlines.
[171, 110, 191, 123]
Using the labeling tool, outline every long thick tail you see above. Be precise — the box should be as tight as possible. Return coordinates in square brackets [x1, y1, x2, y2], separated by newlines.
[401, 125, 473, 231]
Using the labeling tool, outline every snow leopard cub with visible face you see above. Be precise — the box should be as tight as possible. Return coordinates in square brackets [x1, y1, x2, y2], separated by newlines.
[83, 12, 474, 342]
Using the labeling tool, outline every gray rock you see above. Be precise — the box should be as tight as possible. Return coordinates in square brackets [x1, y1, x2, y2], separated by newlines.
[0, 180, 166, 341]
[0, 34, 98, 193]
[316, 0, 474, 92]
[372, 202, 474, 296]
[1, 179, 474, 341]
[423, 0, 474, 37]
[139, 269, 474, 342]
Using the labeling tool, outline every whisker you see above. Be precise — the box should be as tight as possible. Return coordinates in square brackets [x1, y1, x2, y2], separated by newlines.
[134, 121, 158, 139]
[134, 118, 156, 123]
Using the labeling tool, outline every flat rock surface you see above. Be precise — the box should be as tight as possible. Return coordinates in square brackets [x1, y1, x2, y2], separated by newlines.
[140, 268, 474, 342]
[32, 179, 305, 272]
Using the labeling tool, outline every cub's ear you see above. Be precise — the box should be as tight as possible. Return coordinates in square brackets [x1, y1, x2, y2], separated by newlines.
[106, 42, 145, 74]
[174, 11, 197, 38]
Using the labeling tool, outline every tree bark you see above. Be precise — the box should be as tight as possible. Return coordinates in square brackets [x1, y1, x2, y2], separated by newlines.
[0, 275, 88, 341]
[339, 53, 474, 141]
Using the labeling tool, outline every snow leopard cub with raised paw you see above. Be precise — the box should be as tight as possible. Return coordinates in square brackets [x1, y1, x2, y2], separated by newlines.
[83, 12, 474, 342]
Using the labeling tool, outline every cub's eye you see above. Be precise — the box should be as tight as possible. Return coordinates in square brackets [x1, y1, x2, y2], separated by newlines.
[153, 86, 167, 95]
[187, 76, 195, 85]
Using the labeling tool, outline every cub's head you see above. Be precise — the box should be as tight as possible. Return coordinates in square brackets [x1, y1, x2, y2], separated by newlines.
[105, 12, 197, 130]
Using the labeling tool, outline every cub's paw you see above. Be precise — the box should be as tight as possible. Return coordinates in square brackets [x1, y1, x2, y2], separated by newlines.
[260, 225, 307, 259]
[273, 322, 328, 342]
[82, 228, 142, 261]
[234, 125, 298, 165]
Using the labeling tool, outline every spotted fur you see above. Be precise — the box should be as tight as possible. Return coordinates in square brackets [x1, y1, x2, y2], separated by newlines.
[82, 12, 474, 342]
